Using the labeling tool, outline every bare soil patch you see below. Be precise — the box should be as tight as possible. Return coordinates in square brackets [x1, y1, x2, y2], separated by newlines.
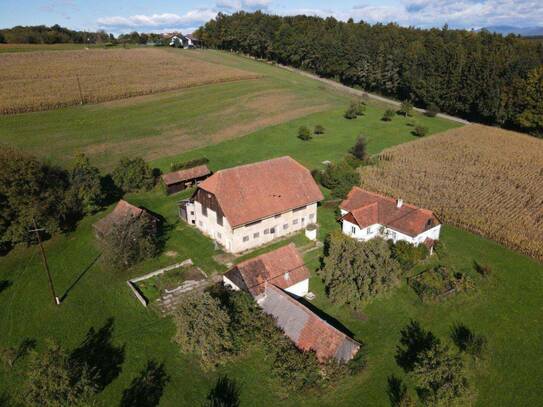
[360, 124, 543, 262]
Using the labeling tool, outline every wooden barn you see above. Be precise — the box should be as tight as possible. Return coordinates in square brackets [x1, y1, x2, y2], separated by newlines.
[161, 165, 211, 195]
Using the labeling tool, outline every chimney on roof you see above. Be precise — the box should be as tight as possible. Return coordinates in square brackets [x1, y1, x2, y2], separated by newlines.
[396, 198, 403, 208]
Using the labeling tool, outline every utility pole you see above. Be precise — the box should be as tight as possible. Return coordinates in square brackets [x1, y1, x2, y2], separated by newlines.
[30, 218, 60, 305]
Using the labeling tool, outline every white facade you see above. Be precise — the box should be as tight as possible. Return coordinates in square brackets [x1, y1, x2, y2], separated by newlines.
[222, 275, 309, 298]
[340, 210, 441, 246]
[191, 201, 318, 253]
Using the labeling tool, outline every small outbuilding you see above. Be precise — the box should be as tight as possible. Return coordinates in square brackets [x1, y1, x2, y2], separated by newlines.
[223, 243, 310, 299]
[161, 165, 211, 195]
[93, 200, 158, 239]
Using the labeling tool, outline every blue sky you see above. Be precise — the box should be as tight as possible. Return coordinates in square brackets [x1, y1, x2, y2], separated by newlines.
[2, 0, 542, 34]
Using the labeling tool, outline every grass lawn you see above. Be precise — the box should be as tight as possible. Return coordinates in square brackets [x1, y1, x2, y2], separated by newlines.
[1, 48, 540, 406]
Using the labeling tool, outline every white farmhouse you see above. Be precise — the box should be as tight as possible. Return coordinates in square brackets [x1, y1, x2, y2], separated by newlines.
[180, 156, 324, 253]
[339, 187, 441, 250]
[223, 243, 309, 299]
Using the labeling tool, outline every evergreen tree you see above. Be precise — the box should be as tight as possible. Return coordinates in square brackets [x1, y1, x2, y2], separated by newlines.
[516, 66, 543, 137]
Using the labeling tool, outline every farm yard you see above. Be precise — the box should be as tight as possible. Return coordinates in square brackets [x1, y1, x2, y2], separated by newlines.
[360, 124, 543, 263]
[0, 47, 543, 407]
[0, 48, 259, 114]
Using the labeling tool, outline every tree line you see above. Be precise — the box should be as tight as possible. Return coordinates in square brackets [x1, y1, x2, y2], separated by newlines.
[0, 24, 169, 46]
[196, 12, 543, 136]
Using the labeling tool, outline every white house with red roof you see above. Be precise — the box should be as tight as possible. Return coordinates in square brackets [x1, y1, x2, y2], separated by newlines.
[339, 187, 441, 249]
[180, 156, 324, 253]
[223, 243, 310, 299]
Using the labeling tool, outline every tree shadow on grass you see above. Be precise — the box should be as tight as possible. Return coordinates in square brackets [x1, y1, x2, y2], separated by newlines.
[0, 280, 12, 295]
[204, 375, 241, 407]
[70, 317, 125, 391]
[387, 375, 407, 406]
[450, 323, 473, 352]
[120, 360, 169, 407]
[395, 320, 438, 372]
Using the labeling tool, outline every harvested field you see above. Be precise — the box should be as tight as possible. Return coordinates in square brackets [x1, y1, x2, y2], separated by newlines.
[0, 48, 259, 114]
[360, 124, 543, 262]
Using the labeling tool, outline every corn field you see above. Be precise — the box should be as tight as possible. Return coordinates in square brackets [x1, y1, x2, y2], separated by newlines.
[0, 48, 259, 114]
[360, 124, 543, 262]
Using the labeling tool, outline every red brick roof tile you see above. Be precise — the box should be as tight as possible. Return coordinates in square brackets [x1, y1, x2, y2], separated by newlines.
[198, 156, 323, 228]
[340, 187, 439, 237]
[225, 244, 309, 297]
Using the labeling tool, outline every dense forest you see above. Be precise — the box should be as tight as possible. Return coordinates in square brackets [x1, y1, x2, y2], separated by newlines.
[196, 12, 543, 136]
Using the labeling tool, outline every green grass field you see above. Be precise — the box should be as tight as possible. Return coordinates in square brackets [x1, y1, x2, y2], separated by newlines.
[0, 48, 541, 406]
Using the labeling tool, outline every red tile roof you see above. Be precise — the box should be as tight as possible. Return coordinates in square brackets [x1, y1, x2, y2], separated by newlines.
[260, 285, 361, 362]
[197, 156, 323, 228]
[225, 244, 309, 297]
[340, 187, 439, 237]
[161, 165, 211, 186]
[93, 200, 151, 236]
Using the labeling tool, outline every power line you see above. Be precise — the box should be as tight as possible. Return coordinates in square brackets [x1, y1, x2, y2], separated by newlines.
[30, 218, 60, 306]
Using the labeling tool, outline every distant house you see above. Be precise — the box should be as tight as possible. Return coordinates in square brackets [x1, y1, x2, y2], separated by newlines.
[93, 200, 158, 239]
[260, 285, 361, 362]
[339, 187, 441, 250]
[161, 164, 211, 195]
[169, 33, 200, 49]
[179, 156, 324, 253]
[223, 243, 310, 299]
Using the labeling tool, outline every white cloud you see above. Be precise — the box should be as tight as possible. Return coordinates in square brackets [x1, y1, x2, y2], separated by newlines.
[216, 0, 271, 11]
[97, 9, 217, 30]
[96, 0, 543, 34]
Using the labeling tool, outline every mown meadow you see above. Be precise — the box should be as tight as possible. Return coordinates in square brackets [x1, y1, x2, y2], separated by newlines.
[0, 49, 542, 406]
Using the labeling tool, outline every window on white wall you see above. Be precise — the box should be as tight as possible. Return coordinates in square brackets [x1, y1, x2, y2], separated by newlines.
[253, 232, 260, 239]
[367, 227, 372, 235]
[293, 219, 298, 225]
[270, 227, 276, 234]
[264, 229, 269, 235]
[243, 236, 249, 242]
[309, 213, 315, 220]
[351, 225, 356, 234]
[283, 224, 288, 230]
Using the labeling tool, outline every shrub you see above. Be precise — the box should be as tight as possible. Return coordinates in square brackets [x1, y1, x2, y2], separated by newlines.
[298, 126, 312, 141]
[382, 109, 395, 121]
[321, 232, 402, 308]
[344, 154, 365, 169]
[409, 266, 473, 303]
[425, 103, 440, 117]
[100, 214, 160, 271]
[413, 125, 429, 137]
[344, 103, 358, 119]
[390, 241, 429, 271]
[310, 168, 323, 185]
[112, 157, 155, 192]
[314, 124, 325, 135]
[170, 157, 209, 171]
